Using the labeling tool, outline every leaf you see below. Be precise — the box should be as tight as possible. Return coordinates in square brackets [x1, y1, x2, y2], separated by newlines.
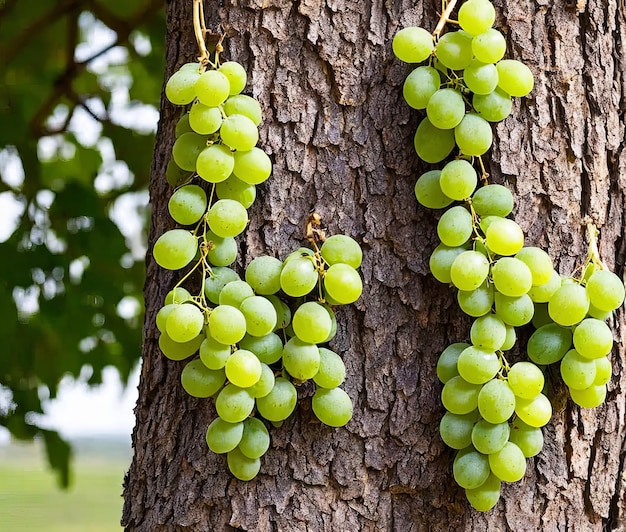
[41, 428, 73, 488]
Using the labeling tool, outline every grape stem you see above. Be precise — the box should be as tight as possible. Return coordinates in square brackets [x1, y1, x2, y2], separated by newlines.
[433, 0, 459, 40]
[584, 218, 606, 270]
[193, 0, 210, 66]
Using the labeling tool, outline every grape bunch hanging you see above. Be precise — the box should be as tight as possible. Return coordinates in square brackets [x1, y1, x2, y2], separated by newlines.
[153, 10, 364, 480]
[393, 0, 625, 512]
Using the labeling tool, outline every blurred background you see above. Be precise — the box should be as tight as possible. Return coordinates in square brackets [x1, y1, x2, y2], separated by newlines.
[0, 1, 166, 529]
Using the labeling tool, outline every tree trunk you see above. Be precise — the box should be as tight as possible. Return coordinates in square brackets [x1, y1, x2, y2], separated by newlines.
[123, 0, 626, 530]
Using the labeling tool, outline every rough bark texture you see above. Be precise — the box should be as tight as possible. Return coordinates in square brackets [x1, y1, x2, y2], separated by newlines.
[123, 0, 626, 530]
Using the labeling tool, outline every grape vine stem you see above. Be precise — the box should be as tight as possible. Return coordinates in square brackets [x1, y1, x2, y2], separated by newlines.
[193, 0, 210, 65]
[433, 0, 459, 40]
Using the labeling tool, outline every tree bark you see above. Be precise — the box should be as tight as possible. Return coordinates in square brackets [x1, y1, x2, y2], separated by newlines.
[123, 0, 626, 530]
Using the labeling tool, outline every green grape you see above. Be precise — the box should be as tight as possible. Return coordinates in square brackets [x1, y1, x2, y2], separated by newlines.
[196, 144, 235, 183]
[233, 148, 272, 185]
[175, 113, 193, 137]
[436, 342, 470, 383]
[441, 376, 482, 415]
[471, 185, 513, 218]
[179, 62, 202, 71]
[204, 267, 240, 304]
[269, 296, 291, 331]
[207, 233, 237, 267]
[455, 113, 493, 156]
[435, 31, 473, 70]
[453, 447, 490, 489]
[572, 318, 613, 359]
[429, 244, 467, 284]
[439, 159, 478, 201]
[219, 280, 254, 308]
[280, 256, 318, 297]
[465, 473, 501, 512]
[165, 159, 192, 187]
[403, 66, 441, 110]
[208, 305, 247, 345]
[314, 347, 346, 389]
[507, 362, 544, 399]
[153, 229, 198, 271]
[414, 117, 456, 163]
[216, 175, 256, 208]
[528, 269, 561, 303]
[594, 357, 612, 386]
[488, 442, 526, 482]
[220, 114, 259, 152]
[514, 247, 553, 286]
[437, 206, 473, 247]
[181, 359, 225, 397]
[292, 301, 332, 344]
[225, 349, 262, 388]
[458, 282, 494, 317]
[548, 283, 589, 326]
[168, 185, 207, 226]
[189, 101, 223, 135]
[156, 304, 177, 333]
[312, 387, 353, 427]
[470, 314, 507, 351]
[471, 419, 510, 455]
[240, 296, 278, 337]
[172, 132, 207, 172]
[439, 411, 476, 449]
[227, 447, 261, 481]
[239, 333, 283, 365]
[283, 337, 320, 381]
[464, 60, 498, 95]
[458, 0, 496, 35]
[515, 393, 552, 427]
[527, 323, 573, 365]
[322, 305, 337, 342]
[159, 330, 204, 361]
[472, 89, 512, 123]
[244, 256, 283, 295]
[478, 379, 516, 424]
[255, 377, 297, 422]
[491, 257, 533, 297]
[450, 251, 490, 291]
[485, 217, 524, 256]
[205, 418, 244, 454]
[587, 303, 612, 321]
[392, 26, 434, 63]
[570, 384, 607, 408]
[238, 417, 270, 459]
[472, 29, 506, 64]
[494, 293, 534, 326]
[496, 59, 534, 97]
[414, 170, 454, 209]
[207, 199, 249, 238]
[324, 263, 363, 304]
[165, 286, 192, 305]
[248, 363, 275, 398]
[195, 69, 231, 106]
[320, 235, 363, 268]
[457, 346, 500, 384]
[166, 303, 205, 343]
[199, 335, 231, 370]
[223, 95, 262, 126]
[509, 418, 544, 458]
[165, 68, 201, 105]
[586, 270, 626, 312]
[426, 88, 466, 130]
[501, 324, 516, 351]
[560, 349, 596, 390]
[215, 384, 255, 423]
[531, 302, 551, 328]
[218, 61, 247, 95]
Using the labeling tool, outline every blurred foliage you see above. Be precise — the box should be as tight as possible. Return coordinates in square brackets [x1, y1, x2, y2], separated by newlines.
[0, 0, 165, 486]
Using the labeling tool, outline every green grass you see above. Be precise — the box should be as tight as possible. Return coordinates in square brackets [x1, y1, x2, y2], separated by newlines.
[0, 438, 131, 532]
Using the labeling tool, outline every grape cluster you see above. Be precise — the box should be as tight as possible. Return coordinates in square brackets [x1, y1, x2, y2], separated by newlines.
[394, 0, 625, 512]
[154, 59, 363, 481]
